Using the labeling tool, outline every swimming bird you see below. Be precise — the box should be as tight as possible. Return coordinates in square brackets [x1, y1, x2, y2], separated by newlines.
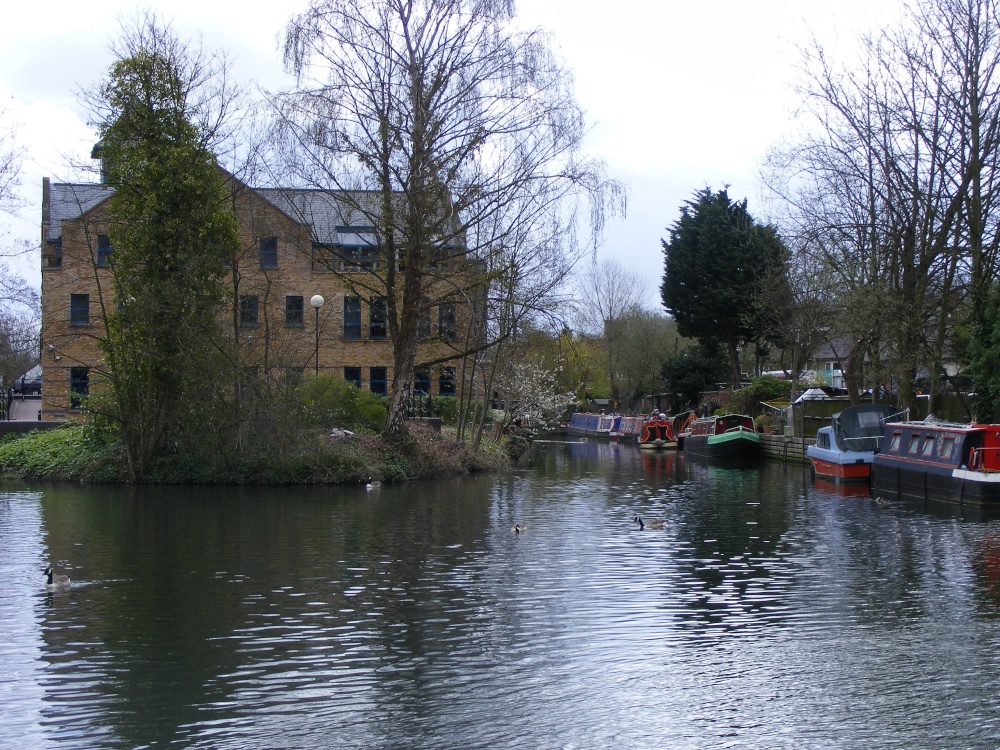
[873, 495, 890, 507]
[511, 522, 527, 534]
[366, 477, 381, 491]
[44, 567, 70, 590]
[633, 515, 664, 530]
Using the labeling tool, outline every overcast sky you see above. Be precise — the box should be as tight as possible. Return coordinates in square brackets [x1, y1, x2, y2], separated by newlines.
[1, 0, 901, 303]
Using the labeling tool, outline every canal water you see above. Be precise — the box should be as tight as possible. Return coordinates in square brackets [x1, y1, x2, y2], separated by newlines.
[4, 440, 1000, 749]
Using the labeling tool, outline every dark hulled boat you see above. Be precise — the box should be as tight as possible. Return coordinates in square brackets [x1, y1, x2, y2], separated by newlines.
[683, 414, 760, 460]
[872, 420, 1000, 507]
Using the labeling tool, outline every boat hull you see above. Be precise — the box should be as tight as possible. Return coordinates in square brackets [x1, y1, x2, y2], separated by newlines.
[638, 439, 678, 450]
[871, 420, 1000, 507]
[809, 456, 871, 481]
[807, 443, 874, 482]
[872, 459, 1000, 507]
[685, 430, 760, 459]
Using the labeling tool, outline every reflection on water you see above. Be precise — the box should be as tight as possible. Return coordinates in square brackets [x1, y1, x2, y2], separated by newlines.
[4, 443, 1000, 748]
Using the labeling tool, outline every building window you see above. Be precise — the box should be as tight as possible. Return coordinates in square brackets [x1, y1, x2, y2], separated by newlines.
[370, 296, 387, 339]
[370, 367, 387, 395]
[43, 239, 62, 268]
[97, 234, 113, 267]
[259, 237, 278, 269]
[344, 367, 362, 388]
[417, 309, 431, 341]
[439, 303, 457, 340]
[312, 242, 334, 271]
[413, 368, 431, 394]
[439, 366, 456, 396]
[69, 367, 89, 408]
[70, 294, 90, 326]
[285, 295, 304, 326]
[240, 295, 259, 326]
[344, 296, 361, 339]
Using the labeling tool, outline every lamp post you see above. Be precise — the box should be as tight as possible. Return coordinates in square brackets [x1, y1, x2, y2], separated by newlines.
[310, 295, 325, 374]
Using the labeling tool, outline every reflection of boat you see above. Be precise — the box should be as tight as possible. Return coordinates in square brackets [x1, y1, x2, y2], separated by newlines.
[872, 420, 1000, 507]
[642, 448, 681, 476]
[807, 404, 898, 482]
[639, 415, 677, 449]
[612, 415, 645, 441]
[566, 413, 616, 438]
[812, 477, 873, 497]
[684, 414, 759, 459]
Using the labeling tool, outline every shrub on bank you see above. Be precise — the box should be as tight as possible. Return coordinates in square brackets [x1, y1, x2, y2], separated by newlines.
[299, 374, 387, 432]
[0, 421, 506, 485]
[0, 426, 126, 482]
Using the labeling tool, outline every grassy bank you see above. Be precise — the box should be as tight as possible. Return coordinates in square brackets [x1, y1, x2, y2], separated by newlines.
[0, 423, 507, 485]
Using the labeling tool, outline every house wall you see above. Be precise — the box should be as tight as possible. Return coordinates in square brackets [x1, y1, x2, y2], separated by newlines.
[39, 176, 472, 421]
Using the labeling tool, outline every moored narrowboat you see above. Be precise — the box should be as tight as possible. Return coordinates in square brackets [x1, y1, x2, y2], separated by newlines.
[683, 413, 759, 459]
[566, 412, 617, 438]
[807, 404, 899, 482]
[638, 415, 677, 450]
[871, 420, 1000, 507]
[612, 415, 645, 441]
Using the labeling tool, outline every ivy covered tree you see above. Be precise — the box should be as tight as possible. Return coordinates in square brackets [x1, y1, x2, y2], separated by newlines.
[90, 17, 240, 480]
[661, 188, 788, 387]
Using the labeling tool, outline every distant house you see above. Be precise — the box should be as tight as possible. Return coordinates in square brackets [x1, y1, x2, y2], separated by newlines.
[808, 339, 851, 390]
[39, 155, 471, 420]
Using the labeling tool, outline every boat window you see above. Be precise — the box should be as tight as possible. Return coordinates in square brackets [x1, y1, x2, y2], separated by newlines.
[908, 434, 921, 453]
[921, 436, 936, 457]
[889, 432, 901, 451]
[940, 436, 955, 460]
[817, 432, 829, 449]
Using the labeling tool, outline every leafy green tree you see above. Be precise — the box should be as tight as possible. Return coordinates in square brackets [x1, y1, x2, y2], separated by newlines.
[660, 342, 727, 412]
[661, 188, 789, 387]
[91, 18, 240, 480]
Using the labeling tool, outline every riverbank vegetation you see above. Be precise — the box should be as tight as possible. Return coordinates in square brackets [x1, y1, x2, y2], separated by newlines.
[0, 418, 505, 485]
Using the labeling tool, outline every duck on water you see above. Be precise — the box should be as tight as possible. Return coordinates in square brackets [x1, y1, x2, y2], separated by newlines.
[44, 567, 70, 591]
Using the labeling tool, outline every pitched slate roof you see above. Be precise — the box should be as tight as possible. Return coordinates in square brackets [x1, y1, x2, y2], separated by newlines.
[255, 188, 386, 244]
[46, 184, 115, 242]
[45, 181, 383, 246]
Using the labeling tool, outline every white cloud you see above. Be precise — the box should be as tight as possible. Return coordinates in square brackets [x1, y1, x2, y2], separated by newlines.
[1, 0, 903, 299]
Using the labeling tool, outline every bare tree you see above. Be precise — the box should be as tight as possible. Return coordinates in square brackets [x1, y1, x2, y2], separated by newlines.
[0, 108, 39, 388]
[275, 0, 623, 440]
[575, 258, 648, 405]
[764, 0, 1000, 413]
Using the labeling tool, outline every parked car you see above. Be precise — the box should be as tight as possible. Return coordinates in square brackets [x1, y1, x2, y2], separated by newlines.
[14, 365, 41, 396]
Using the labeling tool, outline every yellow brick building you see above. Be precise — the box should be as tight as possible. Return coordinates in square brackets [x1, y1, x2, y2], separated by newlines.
[39, 168, 469, 420]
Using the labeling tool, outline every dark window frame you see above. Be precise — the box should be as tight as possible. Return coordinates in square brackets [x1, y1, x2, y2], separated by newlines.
[344, 296, 362, 340]
[344, 367, 362, 388]
[259, 237, 278, 269]
[97, 234, 113, 267]
[239, 295, 259, 326]
[370, 367, 388, 395]
[439, 366, 456, 396]
[70, 294, 90, 326]
[438, 302, 457, 340]
[69, 366, 89, 409]
[285, 295, 304, 326]
[413, 369, 431, 395]
[369, 296, 387, 340]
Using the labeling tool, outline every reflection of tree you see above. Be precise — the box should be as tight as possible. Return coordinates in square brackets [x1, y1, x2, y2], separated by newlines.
[38, 478, 503, 746]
